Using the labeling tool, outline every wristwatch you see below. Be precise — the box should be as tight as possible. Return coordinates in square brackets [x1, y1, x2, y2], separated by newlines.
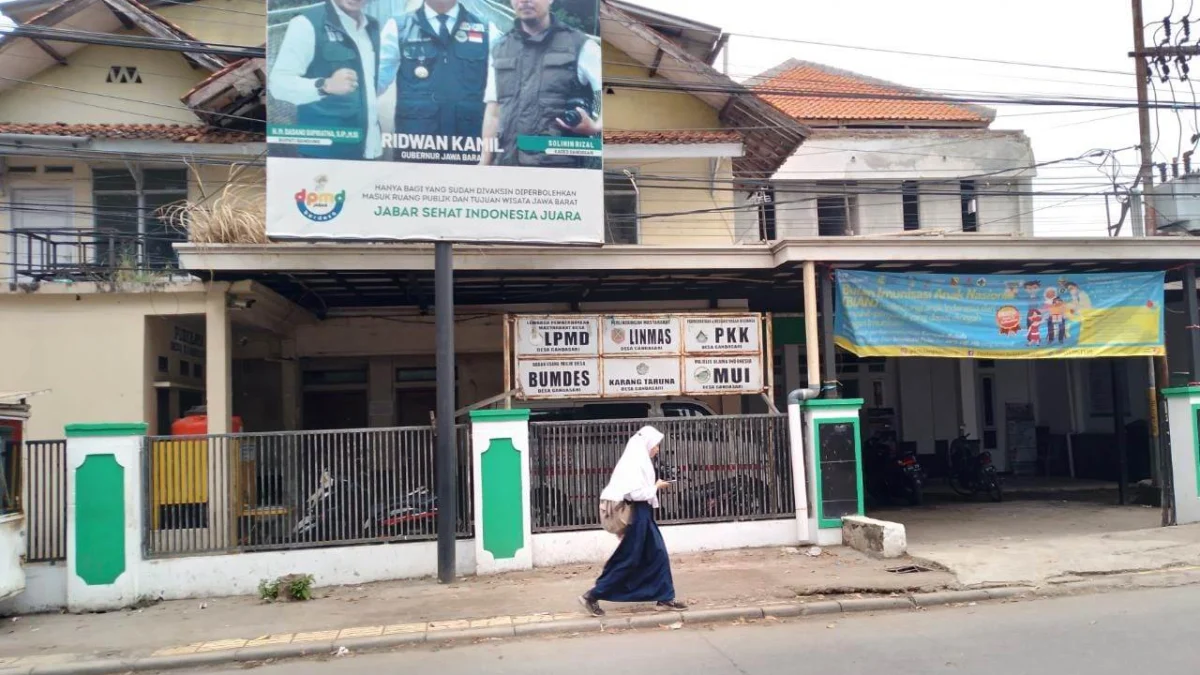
[315, 78, 328, 95]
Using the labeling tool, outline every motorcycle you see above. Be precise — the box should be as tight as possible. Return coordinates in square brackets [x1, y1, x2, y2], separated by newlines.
[948, 430, 1003, 502]
[655, 463, 768, 521]
[864, 432, 925, 507]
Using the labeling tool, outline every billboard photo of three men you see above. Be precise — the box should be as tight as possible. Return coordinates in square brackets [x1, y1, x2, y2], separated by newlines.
[267, 0, 602, 168]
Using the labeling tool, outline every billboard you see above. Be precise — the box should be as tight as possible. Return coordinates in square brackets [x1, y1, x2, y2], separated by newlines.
[509, 314, 770, 400]
[834, 270, 1166, 359]
[265, 0, 603, 243]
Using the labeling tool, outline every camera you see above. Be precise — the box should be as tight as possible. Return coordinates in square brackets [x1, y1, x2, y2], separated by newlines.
[560, 98, 592, 128]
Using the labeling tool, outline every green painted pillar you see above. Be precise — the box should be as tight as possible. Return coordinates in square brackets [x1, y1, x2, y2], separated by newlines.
[66, 422, 146, 611]
[469, 409, 531, 574]
[799, 399, 865, 546]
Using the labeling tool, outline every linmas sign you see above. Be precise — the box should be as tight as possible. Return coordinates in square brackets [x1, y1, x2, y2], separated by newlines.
[834, 270, 1165, 359]
[511, 314, 766, 399]
[264, 0, 604, 244]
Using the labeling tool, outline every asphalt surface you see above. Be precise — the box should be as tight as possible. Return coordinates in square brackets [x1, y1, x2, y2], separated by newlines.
[190, 585, 1198, 674]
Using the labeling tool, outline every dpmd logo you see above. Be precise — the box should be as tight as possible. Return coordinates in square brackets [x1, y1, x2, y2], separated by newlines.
[294, 176, 346, 222]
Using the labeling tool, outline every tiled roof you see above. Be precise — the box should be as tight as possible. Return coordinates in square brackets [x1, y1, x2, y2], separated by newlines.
[0, 123, 263, 143]
[604, 129, 742, 144]
[752, 59, 993, 125]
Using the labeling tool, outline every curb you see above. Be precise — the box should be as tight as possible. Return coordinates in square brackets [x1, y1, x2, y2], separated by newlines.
[0, 588, 1034, 675]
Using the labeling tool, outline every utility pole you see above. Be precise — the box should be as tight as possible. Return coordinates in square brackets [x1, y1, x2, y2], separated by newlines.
[1132, 0, 1156, 235]
[435, 243, 457, 583]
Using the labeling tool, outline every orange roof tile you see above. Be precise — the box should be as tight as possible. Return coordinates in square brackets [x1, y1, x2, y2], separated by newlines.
[0, 122, 263, 143]
[753, 60, 993, 126]
[604, 129, 742, 144]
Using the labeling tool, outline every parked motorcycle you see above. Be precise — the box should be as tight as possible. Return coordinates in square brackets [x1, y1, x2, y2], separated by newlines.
[655, 463, 768, 521]
[864, 433, 925, 506]
[948, 430, 1002, 501]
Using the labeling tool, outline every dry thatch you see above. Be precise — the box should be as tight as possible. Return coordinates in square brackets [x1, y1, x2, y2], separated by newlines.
[161, 162, 267, 244]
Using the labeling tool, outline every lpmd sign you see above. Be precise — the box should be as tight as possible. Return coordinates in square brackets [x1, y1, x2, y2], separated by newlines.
[509, 313, 769, 400]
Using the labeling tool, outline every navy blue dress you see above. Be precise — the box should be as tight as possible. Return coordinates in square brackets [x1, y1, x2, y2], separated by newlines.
[590, 501, 676, 603]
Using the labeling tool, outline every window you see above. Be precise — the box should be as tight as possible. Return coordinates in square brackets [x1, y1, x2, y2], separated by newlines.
[902, 181, 920, 231]
[603, 173, 638, 244]
[0, 423, 18, 514]
[9, 188, 75, 280]
[755, 189, 777, 241]
[92, 167, 188, 269]
[960, 180, 978, 232]
[817, 196, 853, 236]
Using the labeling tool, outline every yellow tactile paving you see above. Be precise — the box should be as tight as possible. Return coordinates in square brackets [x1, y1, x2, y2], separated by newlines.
[383, 623, 428, 635]
[245, 634, 295, 647]
[292, 630, 340, 643]
[152, 643, 204, 657]
[469, 616, 513, 628]
[511, 614, 554, 625]
[337, 626, 384, 639]
[427, 619, 471, 631]
[197, 639, 247, 653]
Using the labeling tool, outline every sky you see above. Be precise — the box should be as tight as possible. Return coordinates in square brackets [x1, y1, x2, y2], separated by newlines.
[634, 0, 1186, 237]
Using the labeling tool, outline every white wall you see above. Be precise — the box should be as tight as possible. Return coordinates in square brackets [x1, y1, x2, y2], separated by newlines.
[0, 562, 65, 615]
[0, 514, 24, 602]
[895, 358, 960, 455]
[532, 519, 799, 568]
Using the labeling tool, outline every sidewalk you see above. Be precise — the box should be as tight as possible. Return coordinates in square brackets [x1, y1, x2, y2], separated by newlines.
[1, 546, 954, 666]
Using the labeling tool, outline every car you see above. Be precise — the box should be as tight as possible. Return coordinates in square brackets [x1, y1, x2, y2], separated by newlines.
[515, 397, 716, 422]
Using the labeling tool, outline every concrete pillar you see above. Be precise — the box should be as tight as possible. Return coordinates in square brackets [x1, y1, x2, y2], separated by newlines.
[470, 409, 531, 575]
[1163, 386, 1200, 524]
[958, 359, 980, 438]
[65, 423, 146, 612]
[280, 340, 300, 431]
[368, 357, 394, 427]
[205, 287, 232, 435]
[204, 287, 233, 546]
[784, 344, 801, 396]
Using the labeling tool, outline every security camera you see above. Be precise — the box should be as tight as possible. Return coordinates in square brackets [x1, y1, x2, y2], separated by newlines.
[227, 296, 257, 310]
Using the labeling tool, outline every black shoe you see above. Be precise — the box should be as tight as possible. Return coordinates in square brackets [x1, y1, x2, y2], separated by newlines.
[655, 600, 687, 611]
[579, 594, 604, 617]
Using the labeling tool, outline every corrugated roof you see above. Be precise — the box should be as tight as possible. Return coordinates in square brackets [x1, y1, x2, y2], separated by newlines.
[0, 122, 263, 142]
[604, 129, 742, 144]
[752, 59, 994, 126]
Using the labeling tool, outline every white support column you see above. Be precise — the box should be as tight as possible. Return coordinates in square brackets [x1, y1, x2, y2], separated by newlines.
[65, 423, 146, 612]
[958, 359, 980, 439]
[280, 339, 300, 431]
[1163, 387, 1200, 524]
[204, 286, 232, 548]
[470, 409, 532, 575]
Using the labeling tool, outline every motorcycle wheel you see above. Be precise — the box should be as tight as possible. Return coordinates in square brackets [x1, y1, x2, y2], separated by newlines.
[908, 482, 924, 507]
[987, 480, 1003, 502]
[947, 474, 974, 498]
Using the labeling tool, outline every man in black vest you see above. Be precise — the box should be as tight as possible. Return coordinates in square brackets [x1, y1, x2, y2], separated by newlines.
[378, 0, 496, 164]
[479, 0, 602, 168]
[269, 0, 381, 160]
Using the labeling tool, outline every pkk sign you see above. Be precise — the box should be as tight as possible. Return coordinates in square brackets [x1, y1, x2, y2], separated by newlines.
[683, 316, 761, 354]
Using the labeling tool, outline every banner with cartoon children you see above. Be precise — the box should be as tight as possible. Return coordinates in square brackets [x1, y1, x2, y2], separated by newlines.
[834, 270, 1165, 359]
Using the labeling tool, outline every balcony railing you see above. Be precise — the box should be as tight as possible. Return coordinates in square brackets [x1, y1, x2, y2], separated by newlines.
[6, 228, 185, 286]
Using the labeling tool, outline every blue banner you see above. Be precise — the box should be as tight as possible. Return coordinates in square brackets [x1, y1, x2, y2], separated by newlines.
[835, 270, 1165, 359]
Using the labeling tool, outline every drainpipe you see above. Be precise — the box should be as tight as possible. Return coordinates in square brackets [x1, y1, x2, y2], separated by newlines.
[788, 386, 821, 543]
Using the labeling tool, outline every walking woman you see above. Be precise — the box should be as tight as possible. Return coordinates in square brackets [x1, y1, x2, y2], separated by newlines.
[579, 426, 686, 616]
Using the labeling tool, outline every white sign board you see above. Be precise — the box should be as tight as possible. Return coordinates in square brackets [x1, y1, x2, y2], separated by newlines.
[602, 357, 682, 397]
[510, 313, 768, 400]
[683, 356, 764, 395]
[517, 358, 601, 399]
[683, 316, 761, 354]
[601, 316, 680, 356]
[515, 316, 600, 357]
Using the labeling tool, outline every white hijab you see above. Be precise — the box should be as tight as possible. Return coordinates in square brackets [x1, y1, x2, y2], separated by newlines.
[600, 425, 665, 508]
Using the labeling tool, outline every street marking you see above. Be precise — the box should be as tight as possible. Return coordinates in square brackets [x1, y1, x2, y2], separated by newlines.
[428, 620, 471, 631]
[337, 626, 384, 639]
[152, 643, 203, 657]
[469, 616, 513, 628]
[512, 614, 554, 625]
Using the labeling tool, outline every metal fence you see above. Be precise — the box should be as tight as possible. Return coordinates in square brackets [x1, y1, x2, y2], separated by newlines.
[24, 440, 68, 563]
[142, 425, 472, 558]
[529, 414, 794, 532]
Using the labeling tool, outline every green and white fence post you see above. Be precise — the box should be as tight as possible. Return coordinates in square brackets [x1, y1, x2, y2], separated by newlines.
[469, 409, 532, 575]
[1163, 387, 1200, 524]
[798, 399, 865, 546]
[65, 423, 145, 612]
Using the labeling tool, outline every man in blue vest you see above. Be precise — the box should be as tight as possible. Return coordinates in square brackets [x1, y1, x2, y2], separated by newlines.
[269, 0, 382, 161]
[479, 0, 602, 168]
[378, 0, 499, 164]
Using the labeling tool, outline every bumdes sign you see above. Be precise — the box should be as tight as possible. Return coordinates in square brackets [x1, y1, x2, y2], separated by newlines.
[510, 314, 768, 400]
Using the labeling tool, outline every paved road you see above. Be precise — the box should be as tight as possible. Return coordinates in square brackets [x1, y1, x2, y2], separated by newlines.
[192, 585, 1199, 674]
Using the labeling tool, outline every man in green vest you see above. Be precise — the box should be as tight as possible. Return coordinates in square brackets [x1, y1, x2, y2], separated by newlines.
[479, 0, 602, 168]
[269, 0, 382, 160]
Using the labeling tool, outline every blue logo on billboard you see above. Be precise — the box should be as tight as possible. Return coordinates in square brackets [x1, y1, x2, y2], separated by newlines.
[294, 176, 346, 222]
